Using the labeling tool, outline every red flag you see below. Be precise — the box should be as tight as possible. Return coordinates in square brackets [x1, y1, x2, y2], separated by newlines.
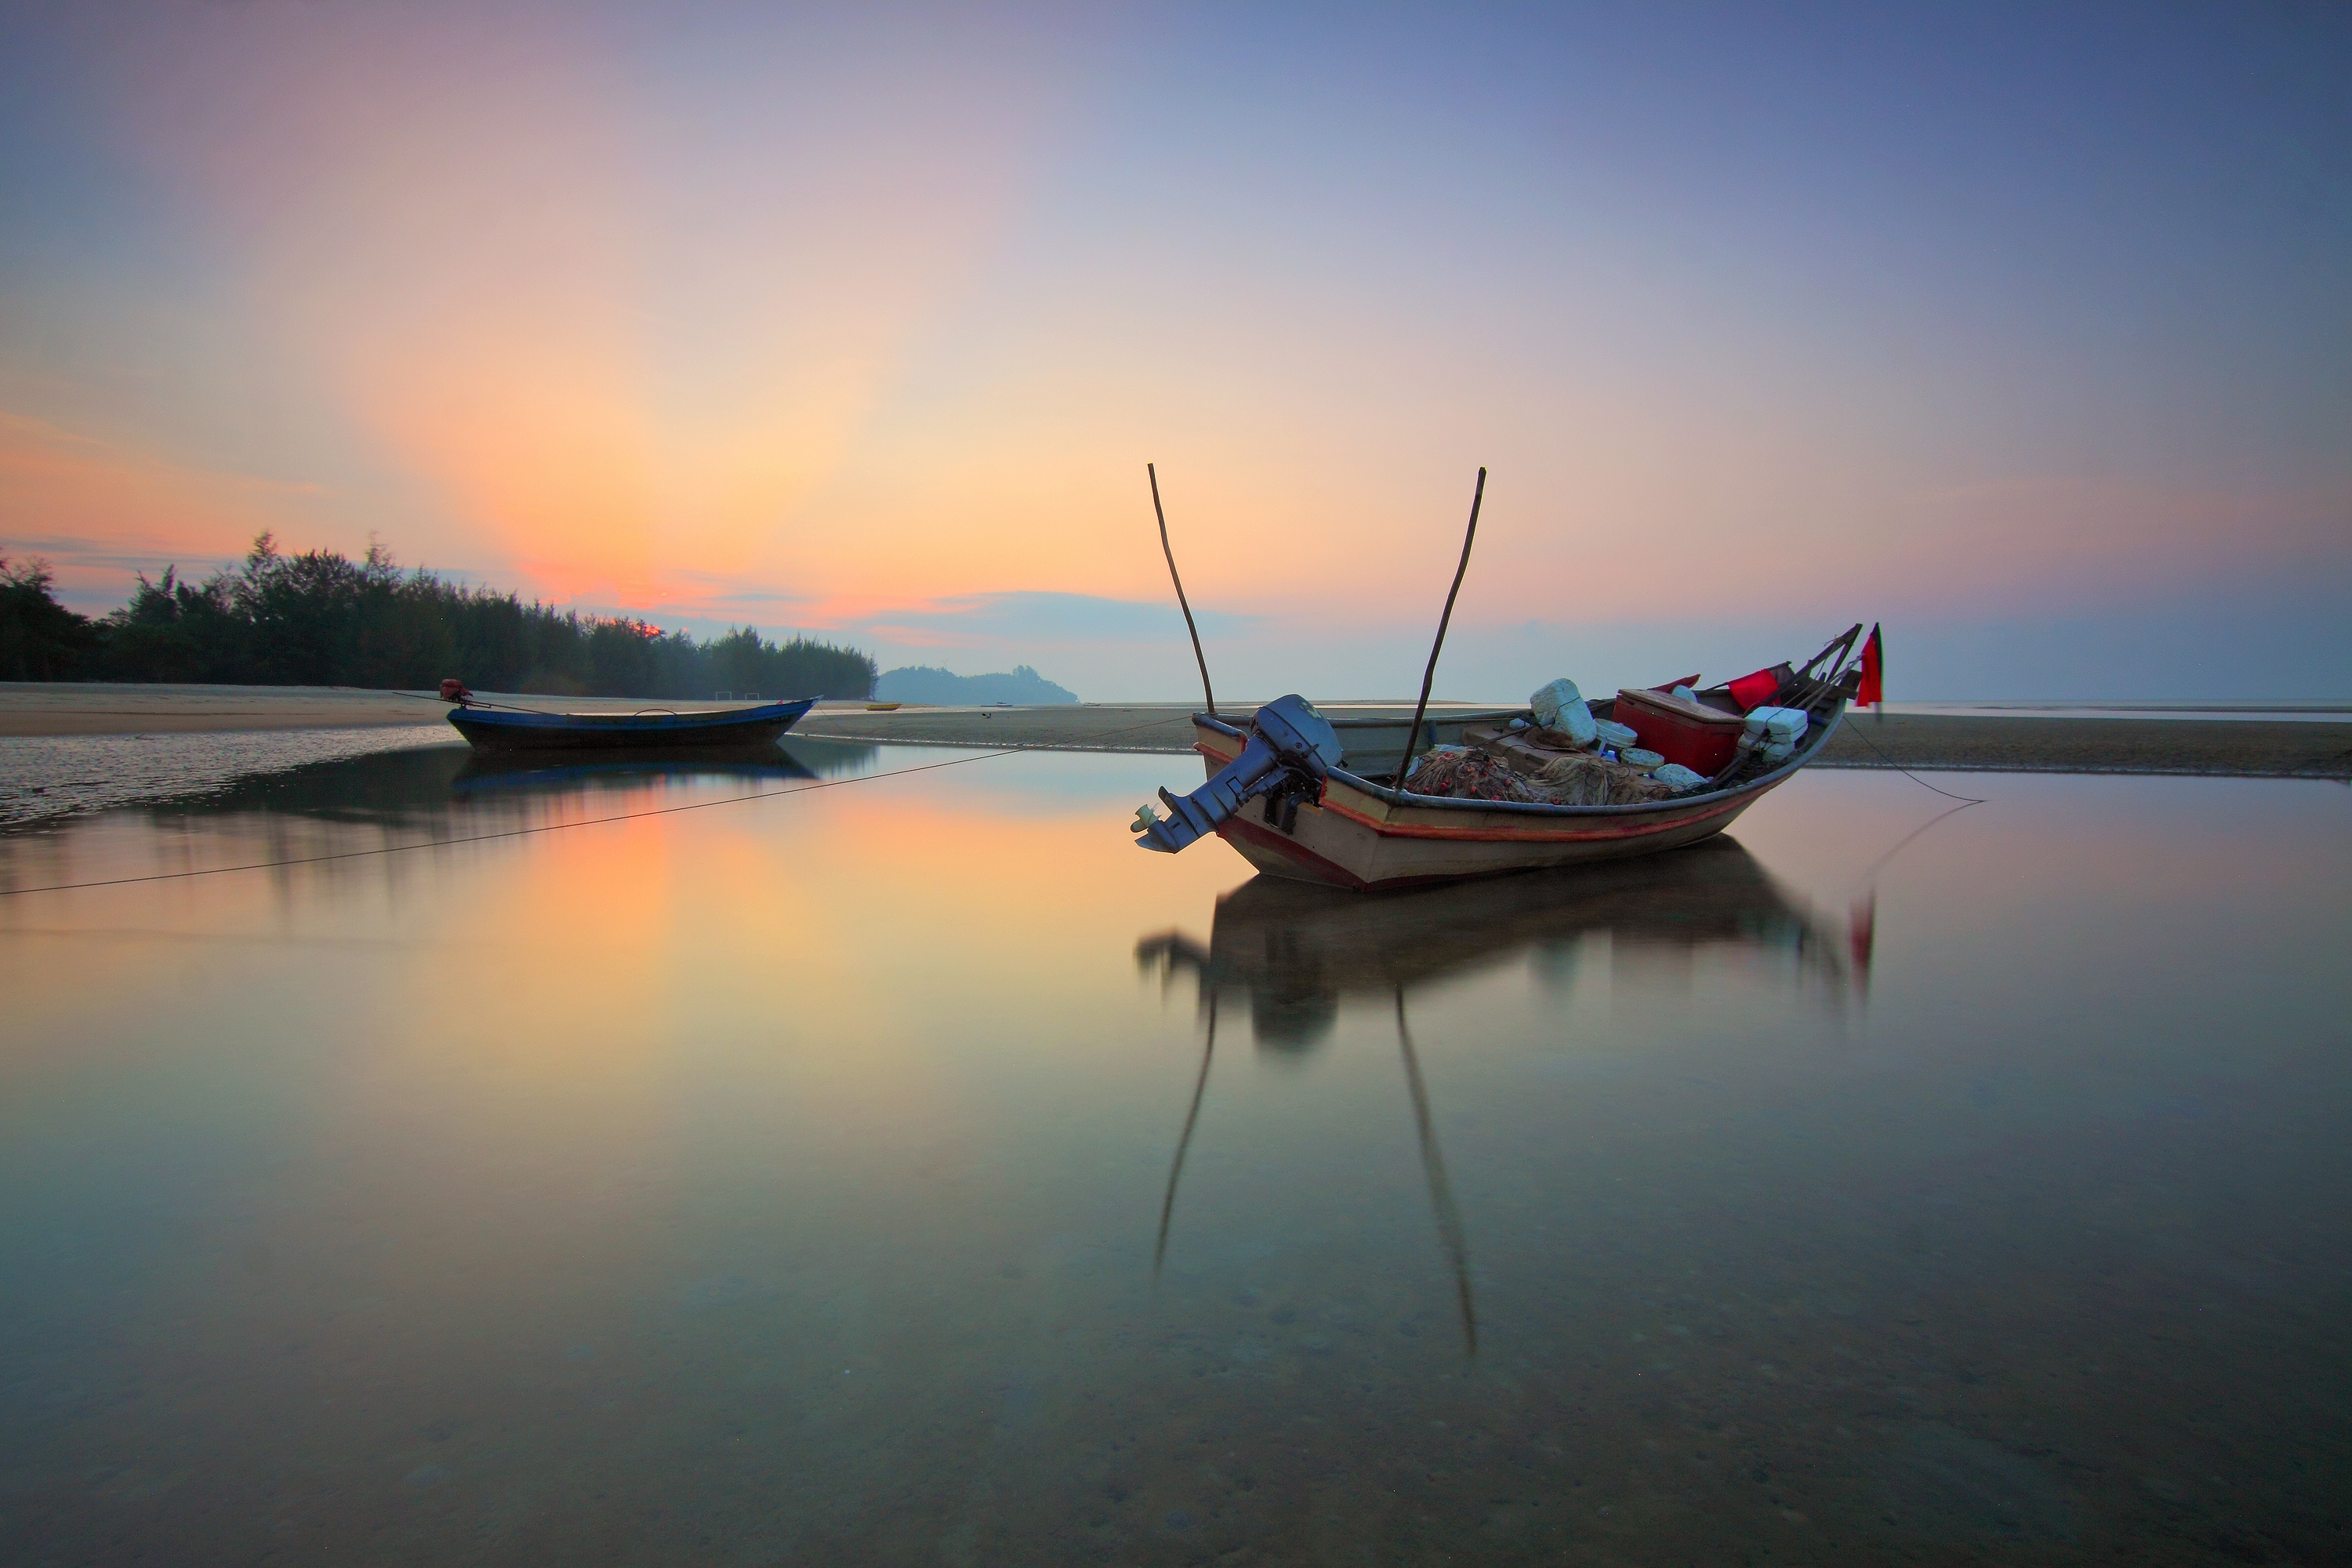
[1727, 665, 1786, 711]
[1855, 623, 1883, 707]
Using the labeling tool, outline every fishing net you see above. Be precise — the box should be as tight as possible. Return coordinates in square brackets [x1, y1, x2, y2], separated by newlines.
[1527, 751, 1675, 806]
[1403, 746, 1537, 803]
[1407, 742, 1676, 807]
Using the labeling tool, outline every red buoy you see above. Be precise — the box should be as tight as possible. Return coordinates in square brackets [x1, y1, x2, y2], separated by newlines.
[438, 678, 474, 704]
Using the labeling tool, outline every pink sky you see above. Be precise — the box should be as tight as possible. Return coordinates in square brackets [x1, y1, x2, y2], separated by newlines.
[4, 5, 2346, 697]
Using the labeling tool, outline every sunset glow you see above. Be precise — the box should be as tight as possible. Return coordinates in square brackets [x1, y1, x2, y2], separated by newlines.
[3, 4, 2345, 697]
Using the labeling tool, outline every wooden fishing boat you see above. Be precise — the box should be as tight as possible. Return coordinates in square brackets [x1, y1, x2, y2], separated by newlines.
[444, 697, 815, 753]
[1134, 630, 1864, 891]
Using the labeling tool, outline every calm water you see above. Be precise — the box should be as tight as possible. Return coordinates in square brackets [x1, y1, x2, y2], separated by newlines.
[2, 742, 2347, 1565]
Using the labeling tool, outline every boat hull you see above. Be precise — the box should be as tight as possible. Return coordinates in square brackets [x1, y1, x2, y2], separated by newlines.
[446, 698, 815, 753]
[1191, 701, 1843, 891]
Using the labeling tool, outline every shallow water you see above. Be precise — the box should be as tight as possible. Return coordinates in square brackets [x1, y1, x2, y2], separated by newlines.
[2, 743, 2347, 1564]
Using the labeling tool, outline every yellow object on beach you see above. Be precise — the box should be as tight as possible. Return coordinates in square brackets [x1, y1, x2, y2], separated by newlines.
[866, 702, 901, 710]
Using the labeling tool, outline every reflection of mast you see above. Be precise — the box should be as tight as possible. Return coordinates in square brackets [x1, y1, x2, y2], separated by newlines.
[1396, 989, 1477, 1357]
[1152, 993, 1217, 1282]
[1849, 891, 1876, 998]
[1845, 797, 1976, 1000]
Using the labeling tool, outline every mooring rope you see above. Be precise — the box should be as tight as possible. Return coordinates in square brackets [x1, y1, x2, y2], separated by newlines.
[1833, 715, 1990, 804]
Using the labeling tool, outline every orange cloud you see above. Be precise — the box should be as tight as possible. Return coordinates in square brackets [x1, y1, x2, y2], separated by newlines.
[0, 412, 328, 595]
[92, 6, 1073, 618]
[14, 5, 2340, 677]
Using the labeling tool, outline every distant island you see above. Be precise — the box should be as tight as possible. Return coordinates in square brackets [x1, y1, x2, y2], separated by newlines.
[875, 664, 1077, 706]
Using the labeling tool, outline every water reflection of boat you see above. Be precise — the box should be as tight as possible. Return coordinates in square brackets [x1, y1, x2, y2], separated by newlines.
[1138, 837, 1849, 1051]
[450, 748, 819, 796]
[1139, 977, 1483, 1355]
[127, 739, 877, 827]
[1134, 840, 1857, 1355]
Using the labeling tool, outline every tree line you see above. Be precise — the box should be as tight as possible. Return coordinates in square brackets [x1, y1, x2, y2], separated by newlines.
[0, 536, 877, 700]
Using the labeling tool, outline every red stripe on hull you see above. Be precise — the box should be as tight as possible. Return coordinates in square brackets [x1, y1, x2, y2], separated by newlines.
[1317, 789, 1757, 843]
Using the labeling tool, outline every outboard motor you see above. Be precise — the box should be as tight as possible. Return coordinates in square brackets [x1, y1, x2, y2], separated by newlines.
[1134, 695, 1343, 854]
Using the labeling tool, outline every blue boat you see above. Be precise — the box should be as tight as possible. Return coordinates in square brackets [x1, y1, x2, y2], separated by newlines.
[445, 697, 816, 753]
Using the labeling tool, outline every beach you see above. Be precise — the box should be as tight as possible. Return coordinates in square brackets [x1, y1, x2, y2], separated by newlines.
[3, 684, 2345, 779]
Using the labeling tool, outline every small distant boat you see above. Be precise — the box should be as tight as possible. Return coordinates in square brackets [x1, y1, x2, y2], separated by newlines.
[444, 697, 815, 753]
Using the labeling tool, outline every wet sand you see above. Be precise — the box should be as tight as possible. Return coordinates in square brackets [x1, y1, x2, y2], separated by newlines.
[5, 685, 2346, 778]
[1811, 711, 2352, 779]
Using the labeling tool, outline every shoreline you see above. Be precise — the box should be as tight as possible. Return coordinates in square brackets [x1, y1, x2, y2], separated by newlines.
[793, 703, 2352, 780]
[0, 683, 881, 738]
[3, 684, 2346, 780]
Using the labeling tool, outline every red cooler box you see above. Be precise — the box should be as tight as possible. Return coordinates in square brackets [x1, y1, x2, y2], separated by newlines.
[1613, 687, 1747, 775]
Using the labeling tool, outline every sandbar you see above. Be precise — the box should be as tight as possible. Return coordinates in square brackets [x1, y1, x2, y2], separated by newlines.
[3, 684, 2345, 779]
[800, 703, 2351, 779]
[0, 683, 867, 738]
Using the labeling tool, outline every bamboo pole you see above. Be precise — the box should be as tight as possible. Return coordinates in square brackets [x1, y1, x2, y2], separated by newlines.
[1148, 464, 1216, 717]
[1399, 467, 1487, 783]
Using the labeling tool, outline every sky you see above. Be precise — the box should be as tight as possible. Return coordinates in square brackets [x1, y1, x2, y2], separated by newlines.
[2, 2, 2346, 700]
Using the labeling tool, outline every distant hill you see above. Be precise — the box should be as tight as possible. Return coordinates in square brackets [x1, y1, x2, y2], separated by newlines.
[874, 664, 1078, 706]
